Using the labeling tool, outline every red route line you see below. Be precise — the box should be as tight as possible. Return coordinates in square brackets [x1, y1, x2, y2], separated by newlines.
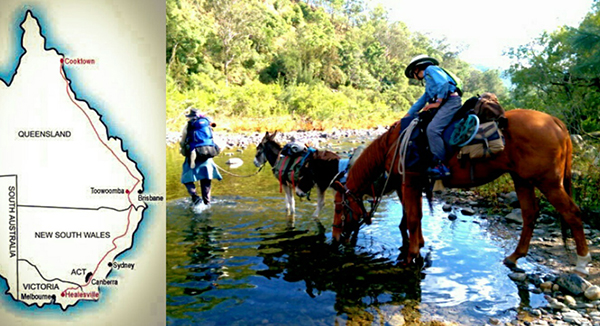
[59, 62, 141, 187]
[58, 61, 142, 296]
[63, 206, 133, 296]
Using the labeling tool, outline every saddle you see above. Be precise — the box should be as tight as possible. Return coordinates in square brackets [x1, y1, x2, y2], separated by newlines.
[398, 93, 507, 169]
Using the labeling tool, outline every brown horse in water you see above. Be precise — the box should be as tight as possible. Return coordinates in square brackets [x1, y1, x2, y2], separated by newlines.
[332, 109, 591, 275]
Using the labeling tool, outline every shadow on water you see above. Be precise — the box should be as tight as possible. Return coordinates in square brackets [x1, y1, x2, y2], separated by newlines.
[254, 222, 428, 323]
[166, 144, 551, 326]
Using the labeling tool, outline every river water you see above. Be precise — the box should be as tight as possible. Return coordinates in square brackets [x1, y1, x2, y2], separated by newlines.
[166, 142, 549, 325]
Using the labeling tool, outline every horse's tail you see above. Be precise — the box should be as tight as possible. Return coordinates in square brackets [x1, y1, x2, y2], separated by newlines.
[563, 131, 573, 197]
[555, 116, 573, 243]
[425, 183, 434, 213]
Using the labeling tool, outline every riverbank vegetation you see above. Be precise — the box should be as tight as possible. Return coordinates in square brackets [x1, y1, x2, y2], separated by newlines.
[167, 0, 600, 222]
[166, 0, 507, 132]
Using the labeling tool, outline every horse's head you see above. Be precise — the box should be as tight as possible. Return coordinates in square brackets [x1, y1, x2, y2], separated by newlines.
[331, 181, 368, 242]
[254, 131, 278, 167]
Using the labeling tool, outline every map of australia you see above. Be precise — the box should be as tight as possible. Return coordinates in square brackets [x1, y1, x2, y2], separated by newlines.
[0, 11, 146, 310]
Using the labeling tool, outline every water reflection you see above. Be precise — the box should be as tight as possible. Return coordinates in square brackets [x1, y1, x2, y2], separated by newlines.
[255, 223, 428, 321]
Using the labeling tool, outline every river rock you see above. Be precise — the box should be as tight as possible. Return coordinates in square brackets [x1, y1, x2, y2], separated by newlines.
[503, 191, 520, 207]
[547, 298, 567, 310]
[442, 203, 452, 212]
[556, 273, 591, 296]
[225, 158, 244, 168]
[584, 285, 600, 301]
[528, 273, 543, 286]
[571, 134, 584, 150]
[505, 209, 523, 224]
[540, 281, 554, 292]
[508, 272, 527, 282]
[563, 295, 577, 307]
[461, 207, 476, 216]
[574, 302, 594, 309]
[388, 314, 405, 325]
[448, 213, 457, 221]
[530, 309, 542, 318]
[561, 310, 584, 323]
[538, 213, 554, 224]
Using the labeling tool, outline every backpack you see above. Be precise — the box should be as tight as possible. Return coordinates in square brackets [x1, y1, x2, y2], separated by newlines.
[182, 117, 220, 160]
[440, 67, 463, 97]
[473, 92, 506, 126]
[281, 142, 306, 157]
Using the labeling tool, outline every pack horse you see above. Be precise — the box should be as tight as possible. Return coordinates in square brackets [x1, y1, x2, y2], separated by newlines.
[254, 131, 342, 217]
[332, 109, 591, 275]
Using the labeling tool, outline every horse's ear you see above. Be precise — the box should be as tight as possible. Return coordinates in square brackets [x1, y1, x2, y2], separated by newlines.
[332, 181, 345, 193]
[271, 131, 278, 139]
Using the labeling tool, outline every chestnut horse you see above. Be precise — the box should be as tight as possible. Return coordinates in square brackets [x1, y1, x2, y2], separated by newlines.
[332, 109, 591, 275]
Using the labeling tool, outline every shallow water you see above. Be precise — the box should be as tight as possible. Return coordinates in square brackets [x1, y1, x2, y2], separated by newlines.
[166, 143, 550, 325]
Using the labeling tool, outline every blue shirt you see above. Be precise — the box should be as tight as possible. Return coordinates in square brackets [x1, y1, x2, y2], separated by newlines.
[407, 66, 457, 117]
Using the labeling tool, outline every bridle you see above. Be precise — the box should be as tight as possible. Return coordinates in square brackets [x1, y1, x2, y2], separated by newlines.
[333, 185, 380, 238]
[255, 142, 267, 165]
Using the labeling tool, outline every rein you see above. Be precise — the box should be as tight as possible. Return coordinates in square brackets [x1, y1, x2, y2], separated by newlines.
[336, 119, 418, 230]
[365, 120, 415, 221]
[214, 162, 265, 177]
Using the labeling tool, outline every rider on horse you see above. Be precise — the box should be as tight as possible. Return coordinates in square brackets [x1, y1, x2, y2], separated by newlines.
[404, 54, 462, 179]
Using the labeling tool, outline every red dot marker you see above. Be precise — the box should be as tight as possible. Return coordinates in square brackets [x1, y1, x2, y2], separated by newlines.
[61, 292, 65, 297]
[126, 189, 130, 194]
[60, 58, 64, 64]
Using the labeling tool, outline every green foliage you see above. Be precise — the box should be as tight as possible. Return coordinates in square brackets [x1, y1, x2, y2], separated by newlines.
[167, 0, 508, 131]
[504, 1, 600, 218]
[507, 2, 600, 134]
[572, 142, 600, 227]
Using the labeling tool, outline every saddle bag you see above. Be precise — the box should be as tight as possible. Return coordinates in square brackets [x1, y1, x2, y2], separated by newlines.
[458, 121, 505, 159]
[272, 143, 311, 185]
[194, 145, 220, 161]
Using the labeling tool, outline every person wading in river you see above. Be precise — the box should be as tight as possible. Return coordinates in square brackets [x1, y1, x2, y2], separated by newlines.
[180, 108, 222, 206]
[404, 54, 462, 179]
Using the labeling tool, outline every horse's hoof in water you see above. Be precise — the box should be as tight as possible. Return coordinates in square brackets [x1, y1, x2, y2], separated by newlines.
[396, 258, 410, 267]
[503, 258, 525, 273]
[396, 253, 421, 267]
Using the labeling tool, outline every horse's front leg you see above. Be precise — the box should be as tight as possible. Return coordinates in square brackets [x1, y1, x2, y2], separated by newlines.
[399, 210, 409, 251]
[283, 185, 295, 216]
[401, 184, 423, 264]
[505, 175, 538, 269]
[395, 188, 410, 255]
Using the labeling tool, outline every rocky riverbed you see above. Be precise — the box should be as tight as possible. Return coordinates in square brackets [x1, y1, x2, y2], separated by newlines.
[437, 189, 600, 326]
[167, 128, 600, 326]
[166, 127, 389, 150]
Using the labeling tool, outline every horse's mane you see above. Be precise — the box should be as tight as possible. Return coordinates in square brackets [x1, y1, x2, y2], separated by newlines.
[265, 139, 282, 153]
[346, 127, 399, 194]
